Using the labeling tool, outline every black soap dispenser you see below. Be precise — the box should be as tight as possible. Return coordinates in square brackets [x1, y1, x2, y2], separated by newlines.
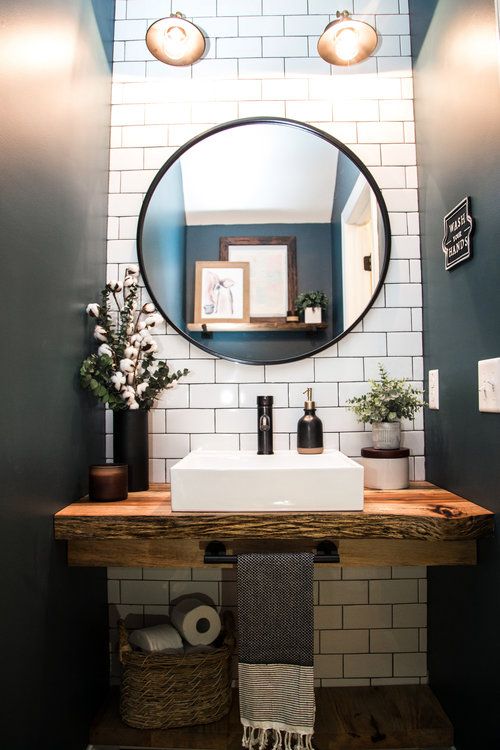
[297, 388, 324, 455]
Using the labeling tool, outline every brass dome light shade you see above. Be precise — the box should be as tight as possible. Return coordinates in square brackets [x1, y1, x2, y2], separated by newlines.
[145, 12, 205, 66]
[317, 10, 378, 66]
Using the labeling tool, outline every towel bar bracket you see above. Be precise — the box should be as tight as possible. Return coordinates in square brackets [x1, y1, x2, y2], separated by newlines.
[203, 540, 339, 564]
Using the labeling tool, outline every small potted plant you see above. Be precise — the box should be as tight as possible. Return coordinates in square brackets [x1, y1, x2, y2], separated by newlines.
[346, 364, 425, 449]
[80, 264, 188, 490]
[295, 291, 329, 324]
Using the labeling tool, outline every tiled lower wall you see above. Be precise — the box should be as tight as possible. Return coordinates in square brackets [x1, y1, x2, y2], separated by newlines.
[108, 565, 427, 685]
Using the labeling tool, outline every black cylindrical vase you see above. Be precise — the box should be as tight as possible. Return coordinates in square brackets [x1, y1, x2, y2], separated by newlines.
[113, 409, 149, 491]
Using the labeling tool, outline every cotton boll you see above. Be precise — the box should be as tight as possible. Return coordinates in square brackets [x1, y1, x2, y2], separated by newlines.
[128, 400, 140, 409]
[111, 372, 126, 391]
[136, 382, 148, 397]
[124, 346, 137, 359]
[107, 280, 122, 292]
[130, 334, 142, 345]
[86, 303, 100, 318]
[94, 325, 107, 342]
[144, 314, 162, 328]
[98, 344, 113, 358]
[136, 321, 146, 331]
[119, 358, 135, 373]
[123, 275, 136, 288]
[142, 340, 158, 354]
[140, 336, 154, 350]
[126, 264, 140, 277]
[142, 302, 155, 314]
[127, 373, 134, 385]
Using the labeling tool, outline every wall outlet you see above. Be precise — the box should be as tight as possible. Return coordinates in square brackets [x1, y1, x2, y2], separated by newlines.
[478, 358, 500, 412]
[428, 369, 439, 409]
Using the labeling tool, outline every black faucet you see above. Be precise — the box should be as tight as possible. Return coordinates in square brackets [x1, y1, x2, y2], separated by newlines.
[257, 395, 274, 455]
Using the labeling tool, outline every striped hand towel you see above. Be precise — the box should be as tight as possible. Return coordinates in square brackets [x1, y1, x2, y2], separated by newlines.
[237, 552, 315, 750]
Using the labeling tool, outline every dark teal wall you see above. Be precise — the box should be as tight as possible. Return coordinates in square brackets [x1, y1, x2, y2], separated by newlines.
[410, 1, 500, 746]
[0, 1, 114, 747]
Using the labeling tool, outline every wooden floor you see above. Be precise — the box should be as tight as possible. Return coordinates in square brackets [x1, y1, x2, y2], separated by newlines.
[90, 685, 453, 750]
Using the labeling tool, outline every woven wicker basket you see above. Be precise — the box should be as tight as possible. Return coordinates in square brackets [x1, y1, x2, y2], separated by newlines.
[118, 611, 235, 730]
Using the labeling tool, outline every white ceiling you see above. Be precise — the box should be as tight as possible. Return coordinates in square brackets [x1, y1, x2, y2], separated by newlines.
[180, 123, 339, 226]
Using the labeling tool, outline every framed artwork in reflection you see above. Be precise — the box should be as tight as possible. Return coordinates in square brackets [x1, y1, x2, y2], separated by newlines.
[194, 261, 250, 324]
[219, 236, 297, 321]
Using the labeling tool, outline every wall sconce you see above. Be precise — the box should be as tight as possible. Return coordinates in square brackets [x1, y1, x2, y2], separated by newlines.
[145, 11, 205, 66]
[317, 10, 378, 66]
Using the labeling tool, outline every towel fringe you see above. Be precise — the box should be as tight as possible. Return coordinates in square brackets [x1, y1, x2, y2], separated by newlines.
[242, 726, 314, 750]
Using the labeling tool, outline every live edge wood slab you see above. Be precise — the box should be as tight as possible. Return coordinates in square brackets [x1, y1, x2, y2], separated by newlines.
[55, 482, 494, 568]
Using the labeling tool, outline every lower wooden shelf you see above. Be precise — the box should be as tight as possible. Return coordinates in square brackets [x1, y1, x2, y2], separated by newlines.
[90, 685, 453, 750]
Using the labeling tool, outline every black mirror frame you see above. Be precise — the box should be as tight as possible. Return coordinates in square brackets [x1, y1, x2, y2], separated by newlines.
[137, 116, 391, 366]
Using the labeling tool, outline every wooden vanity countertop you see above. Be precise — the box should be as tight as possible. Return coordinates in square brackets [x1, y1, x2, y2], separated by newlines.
[55, 482, 494, 542]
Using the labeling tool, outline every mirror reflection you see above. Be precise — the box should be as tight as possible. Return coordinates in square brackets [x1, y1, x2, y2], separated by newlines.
[138, 119, 390, 364]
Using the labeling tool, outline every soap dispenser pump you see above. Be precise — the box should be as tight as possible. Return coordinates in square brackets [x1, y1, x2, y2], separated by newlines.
[297, 388, 324, 454]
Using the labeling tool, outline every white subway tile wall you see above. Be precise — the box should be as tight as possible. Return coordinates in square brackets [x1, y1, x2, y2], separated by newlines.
[109, 566, 428, 686]
[107, 0, 426, 685]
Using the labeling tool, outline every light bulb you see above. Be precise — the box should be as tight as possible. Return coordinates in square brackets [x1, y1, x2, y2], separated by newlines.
[146, 13, 206, 66]
[317, 13, 377, 66]
[163, 23, 188, 60]
[334, 26, 360, 62]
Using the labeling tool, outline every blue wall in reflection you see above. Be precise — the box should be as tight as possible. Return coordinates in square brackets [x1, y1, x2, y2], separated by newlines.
[141, 160, 187, 325]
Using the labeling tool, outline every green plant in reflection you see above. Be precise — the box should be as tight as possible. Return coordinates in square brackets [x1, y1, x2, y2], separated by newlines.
[295, 290, 329, 312]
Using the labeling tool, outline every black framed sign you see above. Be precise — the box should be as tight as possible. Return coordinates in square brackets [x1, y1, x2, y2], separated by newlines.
[442, 196, 473, 270]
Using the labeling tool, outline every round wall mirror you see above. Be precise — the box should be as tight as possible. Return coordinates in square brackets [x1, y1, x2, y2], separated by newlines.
[138, 118, 390, 365]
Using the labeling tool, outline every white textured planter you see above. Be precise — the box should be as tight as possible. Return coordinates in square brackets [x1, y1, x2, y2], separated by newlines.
[304, 306, 323, 324]
[371, 421, 401, 450]
[361, 447, 410, 490]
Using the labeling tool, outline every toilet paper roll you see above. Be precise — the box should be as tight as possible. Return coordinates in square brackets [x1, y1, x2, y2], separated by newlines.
[129, 622, 184, 653]
[170, 597, 221, 646]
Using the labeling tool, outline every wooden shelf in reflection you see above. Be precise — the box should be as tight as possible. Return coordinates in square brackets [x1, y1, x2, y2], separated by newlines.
[187, 321, 328, 332]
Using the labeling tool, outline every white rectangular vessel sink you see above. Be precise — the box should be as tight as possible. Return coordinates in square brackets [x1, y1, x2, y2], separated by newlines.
[170, 449, 364, 512]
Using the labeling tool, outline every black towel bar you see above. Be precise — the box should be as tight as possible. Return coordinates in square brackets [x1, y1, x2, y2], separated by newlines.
[203, 540, 339, 564]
